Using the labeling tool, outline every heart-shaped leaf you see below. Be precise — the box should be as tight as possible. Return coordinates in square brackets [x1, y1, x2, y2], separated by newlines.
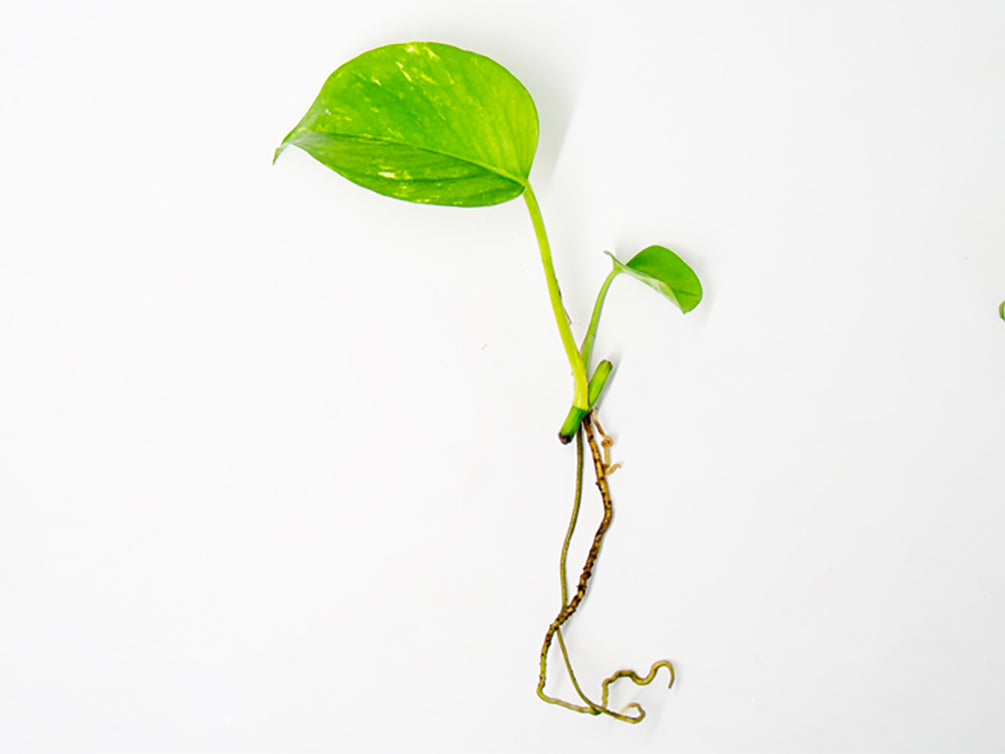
[274, 42, 538, 207]
[607, 246, 702, 313]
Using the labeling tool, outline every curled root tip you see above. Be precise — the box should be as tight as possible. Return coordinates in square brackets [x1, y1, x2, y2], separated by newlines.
[600, 659, 676, 718]
[620, 702, 646, 722]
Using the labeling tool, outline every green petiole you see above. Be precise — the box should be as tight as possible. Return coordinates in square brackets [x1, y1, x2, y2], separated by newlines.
[523, 185, 590, 414]
[581, 267, 620, 368]
[526, 190, 625, 440]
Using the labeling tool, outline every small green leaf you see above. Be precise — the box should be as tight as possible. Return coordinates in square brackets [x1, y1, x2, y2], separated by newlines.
[606, 246, 703, 314]
[275, 42, 538, 207]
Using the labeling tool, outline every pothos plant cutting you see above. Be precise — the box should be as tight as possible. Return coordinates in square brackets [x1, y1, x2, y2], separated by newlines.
[275, 41, 703, 723]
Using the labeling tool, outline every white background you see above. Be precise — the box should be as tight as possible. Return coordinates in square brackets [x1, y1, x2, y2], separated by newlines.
[2, 1, 1005, 751]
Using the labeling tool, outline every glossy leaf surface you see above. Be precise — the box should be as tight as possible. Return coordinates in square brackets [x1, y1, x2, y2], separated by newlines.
[607, 246, 703, 313]
[275, 42, 538, 207]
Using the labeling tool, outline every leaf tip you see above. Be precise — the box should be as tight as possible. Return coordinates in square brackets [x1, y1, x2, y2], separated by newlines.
[680, 287, 703, 314]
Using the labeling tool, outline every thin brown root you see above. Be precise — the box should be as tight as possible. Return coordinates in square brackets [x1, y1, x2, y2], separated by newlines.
[537, 411, 675, 724]
[538, 414, 612, 693]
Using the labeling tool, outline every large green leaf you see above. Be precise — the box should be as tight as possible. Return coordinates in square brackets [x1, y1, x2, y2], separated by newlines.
[607, 246, 703, 313]
[274, 42, 538, 207]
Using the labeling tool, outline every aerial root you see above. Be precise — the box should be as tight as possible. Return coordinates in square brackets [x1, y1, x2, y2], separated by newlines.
[537, 411, 674, 724]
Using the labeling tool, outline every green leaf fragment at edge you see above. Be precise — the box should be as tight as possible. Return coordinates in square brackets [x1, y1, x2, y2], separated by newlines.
[274, 42, 539, 207]
[606, 246, 703, 314]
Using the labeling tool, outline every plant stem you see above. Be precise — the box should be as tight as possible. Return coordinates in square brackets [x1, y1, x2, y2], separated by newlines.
[580, 268, 619, 367]
[523, 184, 589, 411]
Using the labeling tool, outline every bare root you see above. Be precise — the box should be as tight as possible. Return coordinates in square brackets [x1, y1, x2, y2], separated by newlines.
[537, 411, 675, 724]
